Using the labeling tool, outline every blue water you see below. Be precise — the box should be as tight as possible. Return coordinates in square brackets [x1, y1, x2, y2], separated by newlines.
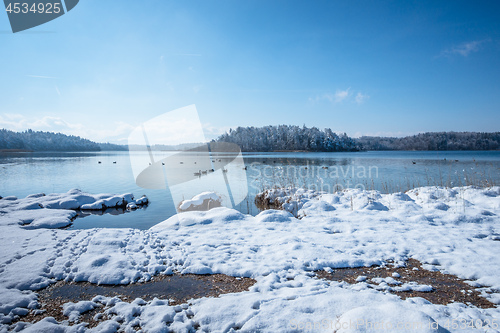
[1, 150, 499, 230]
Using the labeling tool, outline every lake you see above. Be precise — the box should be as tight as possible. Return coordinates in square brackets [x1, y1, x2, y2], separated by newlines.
[1, 150, 499, 230]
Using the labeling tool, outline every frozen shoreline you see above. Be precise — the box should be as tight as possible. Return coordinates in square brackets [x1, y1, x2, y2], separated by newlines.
[0, 187, 499, 332]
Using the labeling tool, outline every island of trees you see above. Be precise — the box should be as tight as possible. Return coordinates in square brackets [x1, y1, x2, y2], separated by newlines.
[215, 125, 359, 152]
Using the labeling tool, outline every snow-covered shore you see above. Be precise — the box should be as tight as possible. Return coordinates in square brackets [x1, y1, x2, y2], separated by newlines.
[0, 186, 499, 332]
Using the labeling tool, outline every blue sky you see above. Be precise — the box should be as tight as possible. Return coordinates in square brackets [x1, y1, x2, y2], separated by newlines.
[0, 0, 499, 143]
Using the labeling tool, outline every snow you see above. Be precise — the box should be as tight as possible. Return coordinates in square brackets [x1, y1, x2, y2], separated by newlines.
[334, 303, 449, 332]
[0, 186, 499, 332]
[254, 209, 296, 223]
[63, 301, 99, 322]
[356, 276, 367, 282]
[0, 189, 148, 229]
[21, 317, 86, 332]
[178, 191, 221, 210]
[126, 195, 148, 210]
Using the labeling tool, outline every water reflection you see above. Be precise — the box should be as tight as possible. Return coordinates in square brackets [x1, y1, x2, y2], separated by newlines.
[67, 204, 149, 230]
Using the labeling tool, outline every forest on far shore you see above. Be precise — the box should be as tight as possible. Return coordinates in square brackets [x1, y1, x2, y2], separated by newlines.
[1, 127, 499, 152]
[0, 129, 124, 152]
[356, 131, 500, 151]
[216, 126, 500, 152]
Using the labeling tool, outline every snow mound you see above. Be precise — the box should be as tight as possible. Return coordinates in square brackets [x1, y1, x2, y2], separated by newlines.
[80, 193, 134, 210]
[150, 207, 246, 231]
[6, 208, 77, 229]
[178, 191, 221, 211]
[63, 301, 99, 322]
[127, 195, 149, 210]
[22, 317, 87, 332]
[336, 303, 449, 332]
[0, 287, 37, 315]
[255, 209, 296, 223]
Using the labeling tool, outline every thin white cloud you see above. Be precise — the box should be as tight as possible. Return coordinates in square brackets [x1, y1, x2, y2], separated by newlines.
[355, 92, 369, 104]
[309, 88, 370, 106]
[192, 85, 202, 93]
[0, 114, 81, 133]
[172, 53, 202, 57]
[202, 123, 231, 140]
[334, 88, 351, 103]
[308, 95, 321, 103]
[440, 39, 490, 57]
[25, 75, 58, 79]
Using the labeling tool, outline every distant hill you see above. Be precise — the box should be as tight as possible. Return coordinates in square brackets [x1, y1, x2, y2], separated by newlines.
[128, 142, 205, 151]
[357, 132, 500, 151]
[98, 142, 128, 151]
[0, 129, 100, 151]
[0, 129, 128, 152]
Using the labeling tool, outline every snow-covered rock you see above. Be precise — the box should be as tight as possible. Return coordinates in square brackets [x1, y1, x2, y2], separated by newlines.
[0, 190, 148, 229]
[177, 191, 221, 211]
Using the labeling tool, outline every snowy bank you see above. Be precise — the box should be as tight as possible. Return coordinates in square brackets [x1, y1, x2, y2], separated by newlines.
[0, 189, 148, 229]
[0, 186, 499, 332]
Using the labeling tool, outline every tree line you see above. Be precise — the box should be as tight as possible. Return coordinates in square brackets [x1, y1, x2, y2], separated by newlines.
[2, 127, 499, 152]
[0, 129, 125, 151]
[357, 132, 500, 151]
[216, 126, 500, 152]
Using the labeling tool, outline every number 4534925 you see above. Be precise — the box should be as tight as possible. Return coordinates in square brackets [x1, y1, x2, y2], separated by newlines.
[5, 2, 61, 14]
[443, 318, 498, 330]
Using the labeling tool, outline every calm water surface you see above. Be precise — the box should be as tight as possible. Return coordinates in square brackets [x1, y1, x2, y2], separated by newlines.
[1, 151, 499, 230]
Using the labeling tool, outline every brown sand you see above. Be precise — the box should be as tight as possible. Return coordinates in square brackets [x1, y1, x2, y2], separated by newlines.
[16, 273, 255, 327]
[316, 258, 496, 309]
